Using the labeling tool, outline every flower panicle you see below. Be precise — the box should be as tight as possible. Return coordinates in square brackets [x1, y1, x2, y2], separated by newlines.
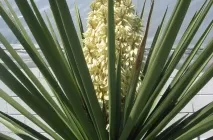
[83, 0, 143, 108]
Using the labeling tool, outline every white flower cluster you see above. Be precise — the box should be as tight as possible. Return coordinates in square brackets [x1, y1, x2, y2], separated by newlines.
[83, 0, 143, 106]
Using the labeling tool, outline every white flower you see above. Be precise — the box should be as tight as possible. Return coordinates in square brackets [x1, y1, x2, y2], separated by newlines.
[83, 0, 143, 107]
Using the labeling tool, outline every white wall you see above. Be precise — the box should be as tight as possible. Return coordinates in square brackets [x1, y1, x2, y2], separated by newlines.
[0, 68, 212, 140]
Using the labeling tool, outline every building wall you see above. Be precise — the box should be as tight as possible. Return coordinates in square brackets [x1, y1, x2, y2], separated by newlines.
[0, 68, 212, 139]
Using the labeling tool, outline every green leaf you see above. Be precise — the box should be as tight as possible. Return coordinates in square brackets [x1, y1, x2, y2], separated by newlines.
[148, 3, 213, 115]
[0, 133, 15, 140]
[177, 53, 213, 101]
[0, 89, 62, 140]
[0, 1, 74, 122]
[0, 45, 84, 139]
[143, 7, 168, 76]
[27, 4, 86, 136]
[135, 1, 212, 137]
[133, 9, 169, 128]
[0, 33, 66, 122]
[116, 51, 122, 135]
[162, 0, 212, 75]
[14, 1, 97, 139]
[107, 0, 118, 139]
[0, 31, 84, 139]
[140, 49, 213, 139]
[0, 111, 49, 140]
[0, 46, 82, 139]
[0, 118, 35, 140]
[29, 0, 72, 76]
[120, 0, 192, 139]
[123, 0, 154, 125]
[140, 0, 147, 19]
[51, 0, 108, 139]
[44, 11, 61, 46]
[48, 0, 87, 105]
[155, 114, 188, 140]
[176, 115, 213, 140]
[0, 42, 83, 139]
[0, 64, 76, 139]
[171, 20, 213, 87]
[168, 101, 213, 139]
[74, 2, 85, 43]
[1, 0, 48, 69]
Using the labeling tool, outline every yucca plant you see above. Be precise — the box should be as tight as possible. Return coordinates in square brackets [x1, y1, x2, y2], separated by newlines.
[0, 0, 212, 139]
